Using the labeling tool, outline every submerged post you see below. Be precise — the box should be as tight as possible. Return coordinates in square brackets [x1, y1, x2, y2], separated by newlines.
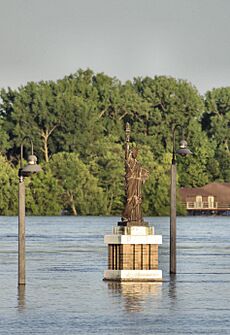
[18, 171, 26, 285]
[18, 137, 42, 286]
[170, 125, 192, 274]
[170, 162, 177, 274]
[104, 123, 162, 282]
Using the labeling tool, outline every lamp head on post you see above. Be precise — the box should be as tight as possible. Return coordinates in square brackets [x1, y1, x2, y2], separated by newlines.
[21, 154, 42, 177]
[172, 126, 192, 163]
[176, 139, 192, 157]
[19, 137, 42, 179]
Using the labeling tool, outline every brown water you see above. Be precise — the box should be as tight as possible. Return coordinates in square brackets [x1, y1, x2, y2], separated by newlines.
[0, 216, 229, 334]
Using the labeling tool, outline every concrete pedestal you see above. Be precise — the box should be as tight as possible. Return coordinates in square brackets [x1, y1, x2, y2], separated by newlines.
[104, 226, 162, 282]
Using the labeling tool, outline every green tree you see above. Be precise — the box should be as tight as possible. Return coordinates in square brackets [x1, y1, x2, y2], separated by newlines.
[0, 87, 18, 159]
[0, 155, 18, 215]
[25, 167, 63, 215]
[133, 76, 204, 157]
[1, 80, 71, 163]
[90, 139, 125, 215]
[137, 146, 171, 216]
[48, 152, 106, 215]
[0, 119, 10, 154]
[1, 69, 226, 216]
[202, 87, 230, 181]
[10, 81, 67, 162]
[177, 119, 216, 187]
[92, 74, 149, 141]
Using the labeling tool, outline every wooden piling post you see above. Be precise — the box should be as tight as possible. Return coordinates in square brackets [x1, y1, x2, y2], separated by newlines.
[170, 163, 177, 274]
[18, 177, 26, 286]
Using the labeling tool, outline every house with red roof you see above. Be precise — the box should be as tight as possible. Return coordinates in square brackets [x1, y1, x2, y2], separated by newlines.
[179, 183, 230, 215]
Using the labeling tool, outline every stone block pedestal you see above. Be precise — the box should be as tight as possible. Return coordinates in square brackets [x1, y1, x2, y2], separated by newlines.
[104, 226, 162, 282]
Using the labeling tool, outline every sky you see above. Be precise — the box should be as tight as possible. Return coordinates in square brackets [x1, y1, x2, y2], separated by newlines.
[0, 0, 230, 94]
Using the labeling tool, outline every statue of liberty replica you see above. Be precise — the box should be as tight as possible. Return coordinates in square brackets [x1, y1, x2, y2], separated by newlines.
[120, 122, 149, 226]
[103, 122, 162, 281]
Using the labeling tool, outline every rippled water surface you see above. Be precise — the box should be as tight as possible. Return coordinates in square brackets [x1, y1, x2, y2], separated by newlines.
[0, 216, 229, 334]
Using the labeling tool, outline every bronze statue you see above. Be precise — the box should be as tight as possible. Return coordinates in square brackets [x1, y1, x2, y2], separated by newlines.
[121, 123, 149, 226]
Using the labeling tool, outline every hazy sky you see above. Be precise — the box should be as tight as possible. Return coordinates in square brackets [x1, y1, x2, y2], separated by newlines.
[0, 0, 230, 94]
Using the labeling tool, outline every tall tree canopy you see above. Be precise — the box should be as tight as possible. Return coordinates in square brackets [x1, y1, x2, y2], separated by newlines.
[0, 69, 229, 215]
[203, 87, 230, 181]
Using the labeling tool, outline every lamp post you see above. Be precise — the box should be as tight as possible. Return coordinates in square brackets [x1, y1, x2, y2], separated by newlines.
[18, 137, 42, 286]
[170, 126, 192, 274]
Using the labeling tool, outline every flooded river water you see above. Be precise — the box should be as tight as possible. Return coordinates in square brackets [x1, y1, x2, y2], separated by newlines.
[0, 216, 229, 334]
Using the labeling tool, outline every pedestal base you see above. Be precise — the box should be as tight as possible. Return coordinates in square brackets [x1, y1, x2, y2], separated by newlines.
[104, 224, 162, 282]
[104, 269, 162, 282]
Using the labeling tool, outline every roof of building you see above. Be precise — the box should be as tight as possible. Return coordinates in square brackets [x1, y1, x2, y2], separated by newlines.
[179, 182, 230, 202]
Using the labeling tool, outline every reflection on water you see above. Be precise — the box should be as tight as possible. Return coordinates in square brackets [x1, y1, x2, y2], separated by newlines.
[17, 285, 26, 311]
[168, 274, 177, 302]
[107, 281, 162, 312]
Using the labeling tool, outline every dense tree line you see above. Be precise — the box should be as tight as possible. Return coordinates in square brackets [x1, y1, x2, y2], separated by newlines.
[0, 69, 229, 215]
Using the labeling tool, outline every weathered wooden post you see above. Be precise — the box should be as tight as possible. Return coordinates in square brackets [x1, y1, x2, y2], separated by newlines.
[18, 171, 26, 285]
[170, 161, 177, 274]
[18, 138, 42, 286]
[170, 126, 192, 274]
